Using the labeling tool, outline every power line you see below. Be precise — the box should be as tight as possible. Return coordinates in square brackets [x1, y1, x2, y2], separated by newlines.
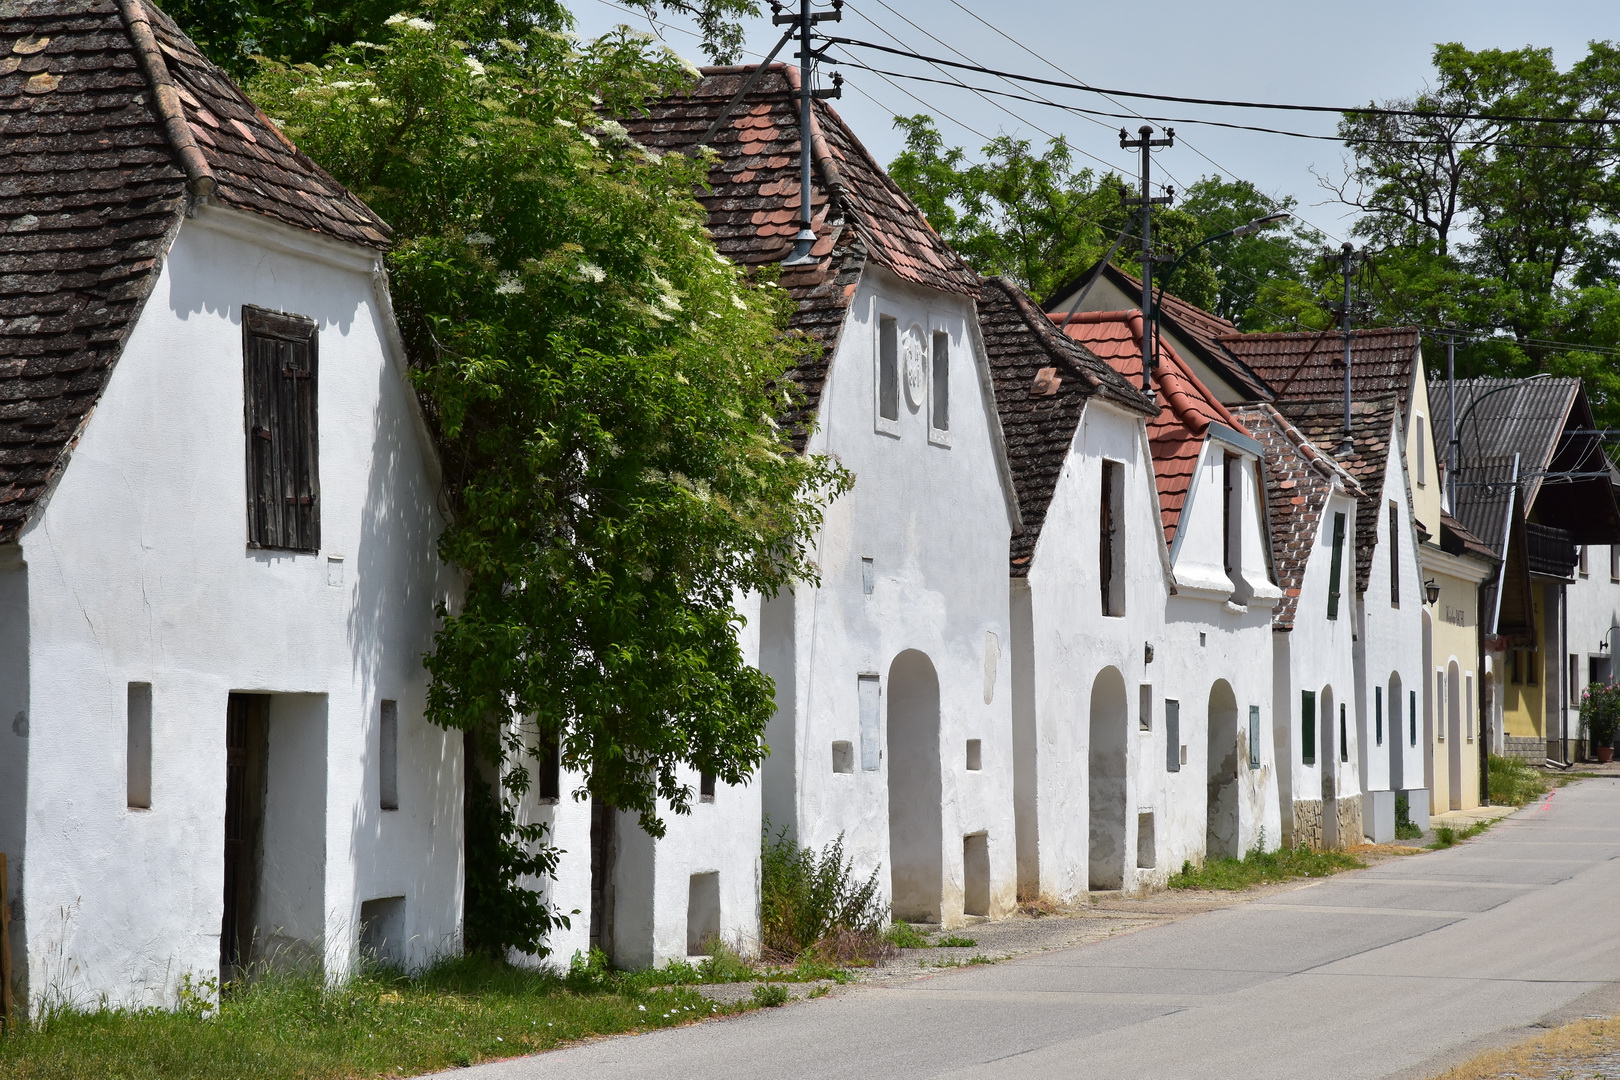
[820, 36, 1620, 126]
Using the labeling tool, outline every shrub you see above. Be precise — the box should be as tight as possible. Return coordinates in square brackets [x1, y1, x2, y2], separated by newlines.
[760, 826, 889, 961]
[1579, 682, 1620, 753]
[751, 983, 790, 1008]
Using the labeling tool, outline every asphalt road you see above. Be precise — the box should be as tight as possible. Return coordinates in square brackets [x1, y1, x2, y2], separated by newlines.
[454, 779, 1620, 1080]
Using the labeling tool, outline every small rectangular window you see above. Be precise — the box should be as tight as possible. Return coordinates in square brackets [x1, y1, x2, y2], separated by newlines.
[1248, 706, 1261, 769]
[1409, 689, 1418, 747]
[1223, 453, 1239, 578]
[1339, 704, 1348, 763]
[1466, 673, 1476, 743]
[538, 728, 561, 802]
[1100, 460, 1124, 616]
[1139, 683, 1153, 732]
[965, 739, 982, 771]
[930, 330, 950, 433]
[699, 771, 716, 802]
[1136, 812, 1156, 869]
[831, 741, 854, 774]
[877, 315, 899, 423]
[1436, 670, 1446, 740]
[127, 682, 152, 810]
[1327, 512, 1346, 620]
[1388, 502, 1401, 607]
[1375, 686, 1384, 747]
[379, 700, 399, 811]
[244, 306, 319, 552]
[861, 556, 875, 596]
[1301, 690, 1317, 765]
[1579, 546, 1589, 577]
[858, 674, 881, 770]
[1165, 699, 1181, 772]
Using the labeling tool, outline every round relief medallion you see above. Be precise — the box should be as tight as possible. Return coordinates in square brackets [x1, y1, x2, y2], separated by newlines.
[903, 326, 927, 410]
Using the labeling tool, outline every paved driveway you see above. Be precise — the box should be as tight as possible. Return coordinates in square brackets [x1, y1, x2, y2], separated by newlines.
[454, 779, 1620, 1080]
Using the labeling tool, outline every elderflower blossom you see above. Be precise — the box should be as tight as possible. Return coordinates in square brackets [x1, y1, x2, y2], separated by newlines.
[465, 232, 494, 246]
[463, 55, 485, 76]
[495, 272, 524, 295]
[576, 262, 606, 284]
[597, 119, 629, 142]
[384, 13, 435, 31]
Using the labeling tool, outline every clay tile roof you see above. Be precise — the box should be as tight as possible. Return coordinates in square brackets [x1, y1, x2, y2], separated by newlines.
[978, 277, 1155, 574]
[0, 0, 389, 544]
[1269, 395, 1401, 593]
[1050, 310, 1252, 547]
[1221, 326, 1420, 414]
[1232, 403, 1363, 629]
[1440, 511, 1496, 564]
[619, 64, 978, 447]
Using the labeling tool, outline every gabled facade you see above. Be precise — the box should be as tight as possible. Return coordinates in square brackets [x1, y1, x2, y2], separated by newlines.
[1235, 404, 1363, 848]
[1049, 312, 1283, 879]
[628, 66, 1021, 933]
[0, 0, 459, 1009]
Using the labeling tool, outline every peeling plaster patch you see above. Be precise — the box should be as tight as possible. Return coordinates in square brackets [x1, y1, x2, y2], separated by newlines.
[983, 631, 1000, 704]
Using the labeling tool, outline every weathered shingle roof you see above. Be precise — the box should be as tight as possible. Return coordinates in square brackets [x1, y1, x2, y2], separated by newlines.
[1233, 403, 1362, 630]
[1221, 327, 1421, 416]
[0, 0, 389, 544]
[620, 65, 978, 447]
[1050, 310, 1250, 547]
[1271, 395, 1402, 593]
[977, 277, 1155, 574]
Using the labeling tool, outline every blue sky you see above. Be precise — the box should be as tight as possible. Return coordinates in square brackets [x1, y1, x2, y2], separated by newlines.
[570, 0, 1615, 245]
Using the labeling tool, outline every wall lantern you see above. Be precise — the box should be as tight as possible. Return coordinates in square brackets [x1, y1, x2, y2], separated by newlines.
[1424, 578, 1441, 605]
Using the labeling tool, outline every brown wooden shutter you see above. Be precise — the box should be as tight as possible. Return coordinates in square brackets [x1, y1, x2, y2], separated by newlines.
[244, 307, 319, 552]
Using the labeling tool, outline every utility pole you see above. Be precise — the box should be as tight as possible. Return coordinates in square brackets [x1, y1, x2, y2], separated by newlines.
[777, 0, 842, 266]
[1335, 242, 1358, 455]
[1120, 125, 1174, 400]
[1445, 329, 1459, 485]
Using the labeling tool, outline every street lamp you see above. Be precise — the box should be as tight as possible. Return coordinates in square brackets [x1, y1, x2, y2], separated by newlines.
[1424, 578, 1442, 605]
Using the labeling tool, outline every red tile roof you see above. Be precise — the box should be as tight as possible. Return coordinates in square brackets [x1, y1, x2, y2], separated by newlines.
[978, 278, 1155, 574]
[0, 0, 389, 544]
[1049, 310, 1251, 547]
[620, 65, 978, 448]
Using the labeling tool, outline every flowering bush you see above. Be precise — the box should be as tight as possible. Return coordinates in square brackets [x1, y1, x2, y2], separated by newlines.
[1579, 681, 1620, 750]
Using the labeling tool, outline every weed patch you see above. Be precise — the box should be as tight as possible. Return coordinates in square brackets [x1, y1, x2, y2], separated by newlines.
[1489, 754, 1552, 807]
[761, 826, 891, 963]
[882, 923, 931, 949]
[934, 935, 978, 948]
[1394, 794, 1423, 840]
[1168, 845, 1364, 890]
[1429, 819, 1492, 849]
[0, 953, 730, 1080]
[750, 984, 790, 1008]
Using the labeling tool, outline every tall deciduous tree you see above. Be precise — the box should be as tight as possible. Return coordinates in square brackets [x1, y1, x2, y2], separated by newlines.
[252, 0, 844, 955]
[1329, 41, 1620, 424]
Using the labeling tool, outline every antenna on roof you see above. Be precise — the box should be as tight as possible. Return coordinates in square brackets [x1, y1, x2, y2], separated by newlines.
[779, 0, 843, 267]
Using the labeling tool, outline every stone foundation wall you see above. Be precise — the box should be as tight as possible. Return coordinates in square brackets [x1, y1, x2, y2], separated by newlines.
[1336, 793, 1364, 847]
[1504, 736, 1546, 761]
[1291, 800, 1324, 850]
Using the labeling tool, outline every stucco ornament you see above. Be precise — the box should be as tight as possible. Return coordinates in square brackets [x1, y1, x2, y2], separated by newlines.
[903, 325, 927, 410]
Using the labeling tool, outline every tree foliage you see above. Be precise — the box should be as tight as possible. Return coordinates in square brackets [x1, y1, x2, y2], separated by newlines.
[885, 116, 1315, 329]
[169, 0, 759, 78]
[250, 0, 845, 954]
[1328, 41, 1620, 425]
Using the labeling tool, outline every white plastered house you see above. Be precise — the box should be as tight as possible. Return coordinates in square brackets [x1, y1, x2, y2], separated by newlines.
[1039, 310, 1282, 887]
[0, 0, 461, 1009]
[627, 66, 1023, 932]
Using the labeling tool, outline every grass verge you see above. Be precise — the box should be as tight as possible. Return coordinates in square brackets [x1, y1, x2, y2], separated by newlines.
[1429, 819, 1494, 849]
[0, 953, 743, 1080]
[1429, 1013, 1620, 1079]
[1167, 845, 1365, 890]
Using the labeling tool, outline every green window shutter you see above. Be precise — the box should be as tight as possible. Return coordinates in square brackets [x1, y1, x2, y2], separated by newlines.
[1327, 512, 1346, 620]
[1248, 706, 1261, 768]
[1166, 700, 1181, 773]
[1301, 691, 1316, 765]
[1375, 686, 1383, 746]
[1340, 704, 1349, 762]
[1410, 690, 1418, 747]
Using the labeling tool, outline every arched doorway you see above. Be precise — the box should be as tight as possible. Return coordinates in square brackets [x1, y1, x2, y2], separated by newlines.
[1206, 680, 1240, 860]
[1388, 672, 1405, 792]
[1320, 685, 1338, 848]
[887, 650, 942, 921]
[1447, 660, 1464, 809]
[1089, 667, 1128, 891]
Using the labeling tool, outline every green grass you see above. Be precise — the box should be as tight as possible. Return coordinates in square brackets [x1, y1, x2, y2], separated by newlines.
[933, 934, 978, 948]
[0, 953, 738, 1080]
[1167, 845, 1365, 890]
[1488, 754, 1552, 808]
[1429, 819, 1493, 849]
[882, 923, 930, 949]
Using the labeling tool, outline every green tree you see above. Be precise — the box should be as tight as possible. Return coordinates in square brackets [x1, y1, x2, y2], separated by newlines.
[1330, 41, 1620, 425]
[885, 118, 1314, 325]
[167, 0, 760, 79]
[252, 0, 845, 955]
